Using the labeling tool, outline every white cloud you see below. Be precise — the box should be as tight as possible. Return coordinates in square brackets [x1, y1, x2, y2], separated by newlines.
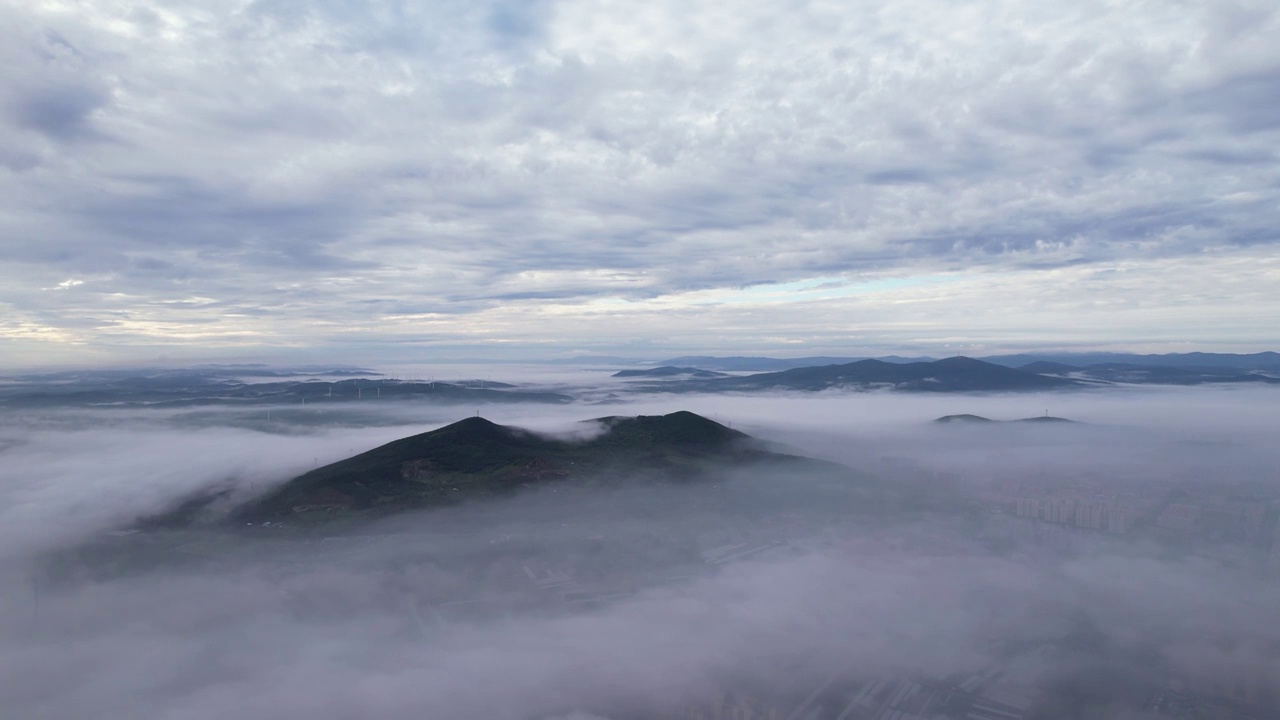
[1, 0, 1278, 363]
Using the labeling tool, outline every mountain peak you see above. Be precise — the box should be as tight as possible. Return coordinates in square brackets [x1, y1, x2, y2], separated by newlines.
[934, 414, 994, 423]
[594, 410, 746, 446]
[932, 356, 983, 366]
[236, 411, 780, 523]
[698, 356, 1077, 392]
[428, 415, 515, 442]
[449, 415, 502, 429]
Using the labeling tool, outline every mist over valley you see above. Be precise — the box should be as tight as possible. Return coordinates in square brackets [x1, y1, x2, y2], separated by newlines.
[2, 365, 1277, 719]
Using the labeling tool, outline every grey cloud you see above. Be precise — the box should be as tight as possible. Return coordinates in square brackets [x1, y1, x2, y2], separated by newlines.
[0, 145, 40, 171]
[1183, 67, 1280, 133]
[489, 0, 558, 46]
[9, 82, 110, 140]
[1180, 147, 1277, 166]
[0, 23, 112, 145]
[864, 168, 934, 185]
[1, 0, 1279, 359]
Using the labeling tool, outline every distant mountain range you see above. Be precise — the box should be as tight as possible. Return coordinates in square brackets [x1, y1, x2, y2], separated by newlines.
[234, 411, 825, 522]
[659, 355, 936, 371]
[6, 351, 1277, 410]
[0, 375, 572, 409]
[641, 357, 1080, 393]
[1015, 361, 1279, 386]
[612, 366, 728, 379]
[640, 352, 1280, 386]
[6, 365, 383, 382]
[934, 414, 1077, 424]
[982, 351, 1280, 371]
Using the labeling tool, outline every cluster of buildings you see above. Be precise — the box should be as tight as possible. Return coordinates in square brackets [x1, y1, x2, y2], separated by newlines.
[1011, 495, 1132, 534]
[695, 662, 1037, 720]
[1144, 673, 1274, 720]
[690, 649, 1276, 720]
[1154, 497, 1270, 543]
[987, 472, 1278, 557]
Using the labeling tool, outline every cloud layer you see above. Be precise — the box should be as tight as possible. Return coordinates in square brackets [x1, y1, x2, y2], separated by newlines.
[2, 386, 1279, 718]
[2, 0, 1278, 364]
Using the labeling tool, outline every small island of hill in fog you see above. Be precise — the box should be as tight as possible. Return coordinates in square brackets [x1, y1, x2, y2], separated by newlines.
[934, 414, 1078, 424]
[230, 411, 840, 523]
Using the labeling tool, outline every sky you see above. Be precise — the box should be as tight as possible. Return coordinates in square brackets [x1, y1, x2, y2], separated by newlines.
[2, 0, 1278, 367]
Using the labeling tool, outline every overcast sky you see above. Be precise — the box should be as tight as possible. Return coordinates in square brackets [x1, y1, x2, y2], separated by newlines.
[2, 0, 1278, 366]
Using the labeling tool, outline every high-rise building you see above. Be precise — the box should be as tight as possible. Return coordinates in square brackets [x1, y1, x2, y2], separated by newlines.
[1106, 504, 1128, 534]
[1072, 499, 1106, 529]
[1043, 498, 1075, 523]
[1156, 503, 1201, 531]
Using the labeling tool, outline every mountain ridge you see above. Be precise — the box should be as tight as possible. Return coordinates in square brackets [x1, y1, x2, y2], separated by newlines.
[648, 351, 1280, 376]
[1017, 361, 1280, 385]
[986, 351, 1280, 371]
[234, 411, 821, 522]
[656, 357, 1081, 393]
[934, 414, 1077, 424]
[612, 366, 728, 379]
[658, 355, 935, 371]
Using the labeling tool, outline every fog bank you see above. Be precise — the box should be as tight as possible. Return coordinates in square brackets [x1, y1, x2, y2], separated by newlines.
[1, 385, 1277, 718]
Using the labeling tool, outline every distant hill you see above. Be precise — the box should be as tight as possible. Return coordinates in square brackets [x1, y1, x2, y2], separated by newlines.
[2, 365, 382, 386]
[934, 414, 1076, 424]
[584, 351, 1280, 376]
[612, 366, 728, 379]
[0, 376, 572, 409]
[236, 411, 822, 521]
[1017, 361, 1280, 386]
[656, 351, 1280, 374]
[538, 355, 646, 365]
[1017, 361, 1083, 375]
[985, 351, 1280, 371]
[659, 355, 936, 371]
[659, 356, 862, 371]
[675, 357, 1080, 393]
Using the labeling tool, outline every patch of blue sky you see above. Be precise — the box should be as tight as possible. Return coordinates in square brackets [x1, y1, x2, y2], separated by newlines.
[700, 274, 961, 305]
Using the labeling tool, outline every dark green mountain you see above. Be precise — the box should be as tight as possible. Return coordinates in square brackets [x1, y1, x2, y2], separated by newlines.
[237, 411, 818, 521]
[686, 357, 1079, 392]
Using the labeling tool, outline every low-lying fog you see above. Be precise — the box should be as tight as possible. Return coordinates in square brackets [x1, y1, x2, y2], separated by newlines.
[1, 382, 1277, 719]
